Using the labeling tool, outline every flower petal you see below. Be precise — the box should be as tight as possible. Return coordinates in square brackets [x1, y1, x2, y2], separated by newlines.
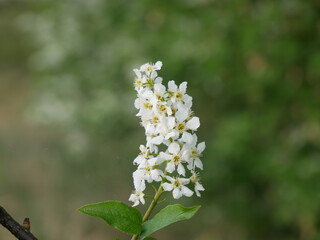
[181, 186, 193, 197]
[177, 163, 186, 176]
[194, 158, 203, 170]
[165, 176, 174, 182]
[179, 82, 187, 93]
[175, 108, 188, 123]
[181, 132, 193, 145]
[151, 135, 164, 145]
[154, 61, 163, 70]
[167, 116, 176, 129]
[151, 169, 162, 182]
[197, 142, 206, 153]
[196, 182, 205, 191]
[166, 162, 175, 173]
[180, 178, 190, 185]
[168, 142, 180, 155]
[162, 182, 173, 191]
[186, 117, 200, 131]
[133, 68, 141, 77]
[140, 195, 145, 204]
[168, 80, 177, 92]
[159, 152, 172, 160]
[172, 188, 183, 199]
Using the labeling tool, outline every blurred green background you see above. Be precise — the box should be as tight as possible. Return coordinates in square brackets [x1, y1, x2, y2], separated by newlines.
[1, 0, 320, 239]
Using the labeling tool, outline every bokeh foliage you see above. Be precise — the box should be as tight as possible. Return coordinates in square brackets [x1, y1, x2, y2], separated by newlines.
[1, 0, 320, 239]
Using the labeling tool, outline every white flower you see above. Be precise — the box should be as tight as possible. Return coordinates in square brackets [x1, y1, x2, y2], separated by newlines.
[135, 90, 154, 118]
[160, 142, 188, 176]
[145, 115, 175, 141]
[150, 83, 167, 104]
[133, 68, 147, 90]
[133, 145, 150, 165]
[137, 157, 163, 183]
[145, 134, 163, 153]
[168, 81, 192, 107]
[190, 171, 205, 197]
[183, 134, 205, 170]
[153, 101, 172, 116]
[129, 190, 145, 207]
[133, 157, 162, 192]
[132, 170, 146, 192]
[162, 176, 193, 199]
[171, 115, 200, 142]
[140, 61, 163, 75]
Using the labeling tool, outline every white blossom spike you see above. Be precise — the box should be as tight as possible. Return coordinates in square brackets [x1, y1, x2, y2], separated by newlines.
[129, 61, 205, 206]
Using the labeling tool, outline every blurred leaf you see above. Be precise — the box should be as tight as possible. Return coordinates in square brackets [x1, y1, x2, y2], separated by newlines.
[78, 201, 142, 235]
[140, 204, 200, 239]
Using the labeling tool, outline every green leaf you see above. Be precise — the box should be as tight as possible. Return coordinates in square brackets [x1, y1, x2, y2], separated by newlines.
[144, 238, 157, 240]
[78, 201, 142, 235]
[140, 204, 201, 239]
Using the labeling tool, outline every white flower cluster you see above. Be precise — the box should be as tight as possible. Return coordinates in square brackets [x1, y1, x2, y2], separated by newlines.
[129, 61, 205, 207]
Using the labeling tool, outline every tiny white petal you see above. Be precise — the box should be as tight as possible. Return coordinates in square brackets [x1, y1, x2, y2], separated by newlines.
[140, 196, 145, 204]
[134, 98, 140, 109]
[168, 142, 180, 155]
[179, 82, 187, 93]
[191, 134, 198, 145]
[154, 83, 165, 93]
[175, 108, 188, 123]
[194, 158, 203, 170]
[172, 188, 182, 199]
[196, 182, 205, 191]
[154, 77, 163, 84]
[195, 182, 205, 197]
[151, 170, 162, 182]
[177, 163, 186, 176]
[198, 142, 206, 153]
[168, 80, 177, 92]
[154, 61, 163, 70]
[186, 117, 200, 131]
[181, 132, 193, 145]
[162, 182, 173, 191]
[165, 131, 177, 140]
[181, 186, 193, 197]
[165, 176, 174, 182]
[183, 95, 193, 107]
[167, 117, 176, 129]
[159, 152, 172, 160]
[151, 71, 158, 79]
[166, 162, 175, 173]
[180, 178, 190, 185]
[142, 90, 154, 99]
[133, 155, 144, 165]
[151, 135, 164, 145]
[148, 158, 158, 165]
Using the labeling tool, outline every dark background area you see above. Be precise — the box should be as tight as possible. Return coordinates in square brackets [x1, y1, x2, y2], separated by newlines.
[0, 0, 320, 239]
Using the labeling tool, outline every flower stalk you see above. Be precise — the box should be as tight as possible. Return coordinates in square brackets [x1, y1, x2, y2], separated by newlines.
[131, 184, 164, 240]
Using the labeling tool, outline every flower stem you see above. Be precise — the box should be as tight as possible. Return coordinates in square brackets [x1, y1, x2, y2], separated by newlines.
[131, 185, 164, 240]
[142, 185, 164, 222]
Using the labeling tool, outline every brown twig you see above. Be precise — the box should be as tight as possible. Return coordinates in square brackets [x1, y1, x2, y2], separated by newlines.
[0, 206, 38, 240]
